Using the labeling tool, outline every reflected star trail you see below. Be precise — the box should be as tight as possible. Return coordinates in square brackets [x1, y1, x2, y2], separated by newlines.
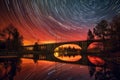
[0, 0, 120, 45]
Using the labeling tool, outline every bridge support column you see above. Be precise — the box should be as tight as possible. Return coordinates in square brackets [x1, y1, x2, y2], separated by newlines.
[80, 42, 88, 54]
[79, 41, 89, 64]
[80, 50, 87, 64]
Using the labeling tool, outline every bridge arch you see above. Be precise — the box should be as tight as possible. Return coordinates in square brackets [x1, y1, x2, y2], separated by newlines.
[87, 42, 104, 53]
[54, 44, 82, 62]
[54, 44, 82, 52]
[54, 44, 82, 56]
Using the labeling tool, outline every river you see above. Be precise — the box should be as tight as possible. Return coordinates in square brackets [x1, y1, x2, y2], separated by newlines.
[0, 53, 120, 80]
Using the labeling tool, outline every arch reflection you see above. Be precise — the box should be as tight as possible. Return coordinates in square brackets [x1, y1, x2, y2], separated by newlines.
[88, 56, 105, 66]
[0, 57, 21, 80]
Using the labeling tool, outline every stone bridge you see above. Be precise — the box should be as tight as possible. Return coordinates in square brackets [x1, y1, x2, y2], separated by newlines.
[24, 39, 106, 53]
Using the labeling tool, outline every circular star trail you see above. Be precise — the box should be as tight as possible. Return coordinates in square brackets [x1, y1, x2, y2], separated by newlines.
[0, 0, 120, 44]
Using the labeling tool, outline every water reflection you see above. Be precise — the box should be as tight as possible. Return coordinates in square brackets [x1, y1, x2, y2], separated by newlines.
[88, 56, 105, 66]
[88, 65, 119, 80]
[33, 54, 46, 63]
[54, 52, 82, 62]
[0, 57, 21, 80]
[0, 55, 119, 80]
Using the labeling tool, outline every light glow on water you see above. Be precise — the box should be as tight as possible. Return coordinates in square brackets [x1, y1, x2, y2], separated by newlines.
[88, 56, 105, 65]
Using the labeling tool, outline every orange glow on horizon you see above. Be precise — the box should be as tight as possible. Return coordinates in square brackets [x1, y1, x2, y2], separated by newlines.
[22, 31, 87, 45]
[23, 39, 87, 46]
[23, 40, 34, 45]
[40, 41, 56, 44]
[23, 40, 56, 45]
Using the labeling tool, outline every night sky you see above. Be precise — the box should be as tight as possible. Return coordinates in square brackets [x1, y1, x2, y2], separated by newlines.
[0, 0, 120, 45]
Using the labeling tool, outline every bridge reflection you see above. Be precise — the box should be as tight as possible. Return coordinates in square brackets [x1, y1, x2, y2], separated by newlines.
[0, 57, 21, 80]
[22, 52, 104, 67]
[0, 54, 120, 80]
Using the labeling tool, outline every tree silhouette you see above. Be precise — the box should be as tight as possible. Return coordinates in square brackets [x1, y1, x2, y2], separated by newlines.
[0, 24, 23, 51]
[93, 20, 108, 40]
[87, 29, 94, 40]
[93, 20, 109, 51]
[92, 14, 120, 52]
[110, 15, 120, 51]
[2, 58, 21, 80]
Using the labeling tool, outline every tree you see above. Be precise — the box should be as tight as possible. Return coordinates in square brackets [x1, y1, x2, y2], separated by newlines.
[0, 24, 23, 51]
[92, 15, 120, 52]
[110, 15, 120, 51]
[87, 29, 94, 40]
[93, 20, 108, 40]
[93, 20, 110, 52]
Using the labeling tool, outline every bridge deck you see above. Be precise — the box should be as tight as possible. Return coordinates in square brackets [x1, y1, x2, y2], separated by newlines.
[24, 39, 105, 47]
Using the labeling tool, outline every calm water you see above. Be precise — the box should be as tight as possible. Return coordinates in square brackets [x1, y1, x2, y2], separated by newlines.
[0, 53, 120, 80]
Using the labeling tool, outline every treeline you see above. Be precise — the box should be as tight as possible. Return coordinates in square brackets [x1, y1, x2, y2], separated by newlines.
[0, 24, 23, 51]
[87, 14, 120, 52]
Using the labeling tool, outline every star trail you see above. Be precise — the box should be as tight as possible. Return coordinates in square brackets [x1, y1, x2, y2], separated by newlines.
[0, 0, 120, 45]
